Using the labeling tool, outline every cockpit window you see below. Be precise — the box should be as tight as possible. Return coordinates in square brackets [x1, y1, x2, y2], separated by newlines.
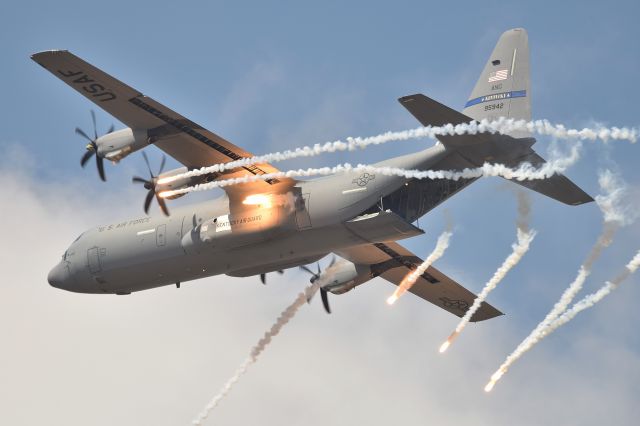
[62, 250, 68, 260]
[73, 232, 84, 243]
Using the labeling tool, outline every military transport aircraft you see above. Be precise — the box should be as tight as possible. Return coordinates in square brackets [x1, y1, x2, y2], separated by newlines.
[39, 28, 592, 319]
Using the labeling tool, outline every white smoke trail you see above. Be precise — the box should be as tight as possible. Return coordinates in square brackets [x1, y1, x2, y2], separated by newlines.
[516, 249, 640, 351]
[192, 270, 335, 425]
[440, 193, 536, 353]
[159, 142, 581, 198]
[484, 170, 633, 392]
[159, 118, 637, 185]
[386, 230, 453, 305]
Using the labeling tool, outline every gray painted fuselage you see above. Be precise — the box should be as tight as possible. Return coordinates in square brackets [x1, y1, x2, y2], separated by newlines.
[48, 144, 455, 294]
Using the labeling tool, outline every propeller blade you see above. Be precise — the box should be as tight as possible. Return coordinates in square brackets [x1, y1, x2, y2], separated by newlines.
[329, 255, 336, 267]
[316, 262, 321, 275]
[156, 192, 170, 216]
[320, 288, 331, 314]
[141, 151, 153, 178]
[75, 127, 93, 143]
[299, 265, 316, 276]
[277, 270, 284, 274]
[80, 149, 95, 167]
[132, 176, 149, 185]
[143, 189, 155, 214]
[90, 109, 97, 140]
[158, 155, 166, 176]
[106, 123, 115, 134]
[260, 273, 266, 285]
[96, 155, 106, 182]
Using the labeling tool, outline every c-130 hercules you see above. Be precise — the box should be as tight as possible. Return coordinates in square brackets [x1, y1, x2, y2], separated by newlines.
[40, 28, 592, 319]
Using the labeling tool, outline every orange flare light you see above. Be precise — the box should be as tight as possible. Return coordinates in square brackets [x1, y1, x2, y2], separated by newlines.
[386, 275, 413, 305]
[484, 369, 505, 392]
[484, 380, 497, 393]
[439, 331, 459, 353]
[243, 194, 273, 208]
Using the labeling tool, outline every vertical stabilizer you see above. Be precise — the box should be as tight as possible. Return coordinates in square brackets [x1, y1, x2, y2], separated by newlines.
[463, 28, 531, 137]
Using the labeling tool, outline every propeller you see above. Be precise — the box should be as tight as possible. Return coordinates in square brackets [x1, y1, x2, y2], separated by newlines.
[76, 110, 114, 181]
[260, 270, 284, 285]
[300, 258, 336, 314]
[132, 151, 170, 216]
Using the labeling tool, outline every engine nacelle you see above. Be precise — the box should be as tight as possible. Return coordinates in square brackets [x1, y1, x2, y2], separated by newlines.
[96, 128, 148, 162]
[324, 259, 372, 294]
[156, 167, 190, 200]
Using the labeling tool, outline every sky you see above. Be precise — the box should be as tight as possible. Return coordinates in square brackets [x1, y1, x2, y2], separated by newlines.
[1, 1, 640, 425]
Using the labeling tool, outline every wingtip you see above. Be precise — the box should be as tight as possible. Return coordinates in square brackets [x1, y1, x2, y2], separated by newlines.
[398, 94, 422, 104]
[469, 304, 504, 322]
[30, 49, 69, 60]
[568, 194, 595, 206]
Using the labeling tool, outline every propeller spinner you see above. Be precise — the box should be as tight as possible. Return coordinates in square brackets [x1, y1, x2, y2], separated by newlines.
[76, 110, 114, 181]
[300, 258, 335, 314]
[132, 151, 170, 216]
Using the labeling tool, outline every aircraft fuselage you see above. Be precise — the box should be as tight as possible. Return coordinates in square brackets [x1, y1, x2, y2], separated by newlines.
[48, 144, 451, 294]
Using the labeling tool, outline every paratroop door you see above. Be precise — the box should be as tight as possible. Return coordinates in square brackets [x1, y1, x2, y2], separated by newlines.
[87, 247, 102, 274]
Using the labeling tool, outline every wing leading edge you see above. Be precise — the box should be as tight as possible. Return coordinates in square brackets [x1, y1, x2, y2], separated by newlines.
[336, 241, 503, 322]
[31, 50, 295, 197]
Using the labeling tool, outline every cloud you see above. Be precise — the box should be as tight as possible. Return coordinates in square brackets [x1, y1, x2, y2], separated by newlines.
[1, 155, 639, 426]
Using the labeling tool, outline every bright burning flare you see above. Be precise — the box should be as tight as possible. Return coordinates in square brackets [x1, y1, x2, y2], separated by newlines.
[484, 369, 505, 392]
[386, 294, 398, 305]
[157, 191, 171, 198]
[439, 331, 459, 353]
[484, 380, 496, 393]
[242, 194, 273, 208]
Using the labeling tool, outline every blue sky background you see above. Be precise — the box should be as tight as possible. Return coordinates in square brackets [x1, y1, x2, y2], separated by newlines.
[1, 1, 639, 425]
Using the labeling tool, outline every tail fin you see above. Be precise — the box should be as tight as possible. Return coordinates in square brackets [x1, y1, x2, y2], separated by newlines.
[397, 28, 593, 206]
[398, 94, 593, 206]
[463, 28, 531, 138]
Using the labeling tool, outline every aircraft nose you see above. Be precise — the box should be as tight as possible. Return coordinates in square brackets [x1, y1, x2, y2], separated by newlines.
[47, 262, 68, 289]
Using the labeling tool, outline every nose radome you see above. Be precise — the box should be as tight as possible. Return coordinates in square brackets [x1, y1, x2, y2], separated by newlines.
[47, 262, 67, 289]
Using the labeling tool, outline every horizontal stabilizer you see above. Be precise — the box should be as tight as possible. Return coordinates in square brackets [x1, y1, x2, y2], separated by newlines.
[506, 151, 594, 205]
[399, 94, 471, 127]
[398, 93, 528, 155]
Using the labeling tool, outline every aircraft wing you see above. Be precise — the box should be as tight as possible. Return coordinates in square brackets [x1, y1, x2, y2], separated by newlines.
[31, 50, 295, 197]
[335, 241, 503, 322]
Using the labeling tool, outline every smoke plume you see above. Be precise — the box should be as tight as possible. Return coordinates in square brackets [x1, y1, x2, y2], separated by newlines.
[440, 192, 536, 353]
[160, 142, 582, 198]
[544, 250, 640, 332]
[386, 230, 453, 305]
[159, 118, 636, 185]
[484, 170, 633, 392]
[192, 267, 337, 425]
[513, 249, 640, 355]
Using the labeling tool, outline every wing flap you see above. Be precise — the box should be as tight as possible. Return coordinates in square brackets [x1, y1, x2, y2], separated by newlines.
[398, 94, 497, 148]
